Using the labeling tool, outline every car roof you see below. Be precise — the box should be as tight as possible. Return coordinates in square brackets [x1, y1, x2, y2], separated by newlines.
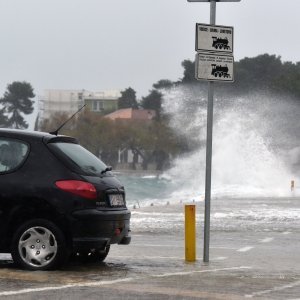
[0, 129, 76, 143]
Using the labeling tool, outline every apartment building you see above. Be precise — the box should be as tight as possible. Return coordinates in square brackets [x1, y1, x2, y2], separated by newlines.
[38, 89, 121, 122]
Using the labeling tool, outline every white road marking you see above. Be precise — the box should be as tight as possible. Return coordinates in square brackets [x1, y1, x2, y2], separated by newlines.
[259, 237, 274, 243]
[245, 280, 300, 298]
[282, 231, 291, 235]
[0, 278, 134, 296]
[112, 255, 229, 261]
[152, 266, 252, 278]
[211, 247, 237, 250]
[213, 257, 228, 261]
[112, 255, 182, 260]
[237, 246, 254, 252]
[133, 244, 182, 248]
[0, 266, 252, 296]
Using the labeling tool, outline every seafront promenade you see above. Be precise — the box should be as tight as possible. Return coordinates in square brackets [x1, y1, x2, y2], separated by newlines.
[0, 197, 299, 299]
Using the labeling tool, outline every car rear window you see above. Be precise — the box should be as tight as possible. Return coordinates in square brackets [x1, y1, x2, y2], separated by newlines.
[0, 138, 29, 173]
[49, 142, 108, 176]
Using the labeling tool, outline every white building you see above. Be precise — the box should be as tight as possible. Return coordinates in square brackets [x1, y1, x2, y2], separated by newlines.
[38, 89, 121, 122]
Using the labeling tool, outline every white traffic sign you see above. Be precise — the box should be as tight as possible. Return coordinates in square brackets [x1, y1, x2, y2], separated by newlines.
[195, 53, 234, 82]
[196, 23, 233, 54]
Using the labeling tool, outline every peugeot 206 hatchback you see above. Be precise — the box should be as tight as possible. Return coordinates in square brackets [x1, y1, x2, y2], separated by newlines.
[0, 129, 131, 270]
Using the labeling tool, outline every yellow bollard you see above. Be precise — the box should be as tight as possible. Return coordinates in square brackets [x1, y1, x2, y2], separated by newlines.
[185, 204, 196, 262]
[291, 180, 295, 192]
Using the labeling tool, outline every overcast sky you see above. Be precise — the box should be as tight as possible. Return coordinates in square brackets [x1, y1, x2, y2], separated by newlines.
[0, 0, 299, 101]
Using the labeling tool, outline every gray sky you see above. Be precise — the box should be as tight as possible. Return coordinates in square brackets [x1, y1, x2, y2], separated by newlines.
[0, 0, 299, 100]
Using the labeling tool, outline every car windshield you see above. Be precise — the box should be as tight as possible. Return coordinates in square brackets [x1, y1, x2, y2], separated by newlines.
[51, 142, 107, 176]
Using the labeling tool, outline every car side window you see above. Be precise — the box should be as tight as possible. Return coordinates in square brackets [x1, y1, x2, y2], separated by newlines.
[0, 138, 29, 173]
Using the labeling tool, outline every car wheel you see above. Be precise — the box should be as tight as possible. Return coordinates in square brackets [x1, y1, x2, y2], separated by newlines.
[73, 245, 110, 263]
[11, 219, 69, 271]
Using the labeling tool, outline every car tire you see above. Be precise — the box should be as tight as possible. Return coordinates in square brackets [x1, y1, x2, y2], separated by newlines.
[11, 219, 69, 271]
[72, 245, 110, 263]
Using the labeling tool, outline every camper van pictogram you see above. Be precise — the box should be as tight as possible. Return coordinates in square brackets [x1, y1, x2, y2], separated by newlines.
[211, 64, 230, 78]
[212, 37, 230, 50]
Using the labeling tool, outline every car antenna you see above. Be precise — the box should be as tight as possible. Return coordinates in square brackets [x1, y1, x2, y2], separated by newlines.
[49, 104, 86, 136]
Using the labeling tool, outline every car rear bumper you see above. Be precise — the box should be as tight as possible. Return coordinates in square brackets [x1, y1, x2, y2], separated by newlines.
[70, 208, 131, 251]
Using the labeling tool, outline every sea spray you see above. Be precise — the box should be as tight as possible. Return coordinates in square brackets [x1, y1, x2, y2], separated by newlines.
[162, 85, 300, 198]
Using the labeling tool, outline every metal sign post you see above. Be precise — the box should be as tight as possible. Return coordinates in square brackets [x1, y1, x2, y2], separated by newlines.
[204, 0, 216, 264]
[187, 0, 240, 263]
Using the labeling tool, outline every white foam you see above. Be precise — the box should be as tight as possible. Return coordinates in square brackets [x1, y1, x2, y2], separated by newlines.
[162, 88, 300, 198]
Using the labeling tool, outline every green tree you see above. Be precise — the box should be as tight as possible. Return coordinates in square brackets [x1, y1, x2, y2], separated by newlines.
[141, 89, 163, 119]
[153, 79, 173, 89]
[272, 61, 300, 98]
[181, 59, 196, 83]
[234, 54, 283, 91]
[118, 87, 138, 109]
[0, 108, 8, 127]
[0, 81, 35, 129]
[179, 54, 300, 100]
[39, 112, 70, 134]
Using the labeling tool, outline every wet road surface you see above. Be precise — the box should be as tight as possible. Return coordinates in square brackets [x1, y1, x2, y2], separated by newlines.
[0, 197, 299, 299]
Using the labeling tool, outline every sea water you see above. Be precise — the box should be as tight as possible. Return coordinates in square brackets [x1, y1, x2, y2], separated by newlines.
[117, 85, 300, 233]
[119, 85, 300, 207]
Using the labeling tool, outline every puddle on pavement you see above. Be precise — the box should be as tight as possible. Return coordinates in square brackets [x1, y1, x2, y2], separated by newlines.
[0, 258, 132, 285]
[0, 252, 191, 286]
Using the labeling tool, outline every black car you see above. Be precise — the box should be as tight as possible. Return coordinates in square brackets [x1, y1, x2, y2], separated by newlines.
[0, 129, 131, 270]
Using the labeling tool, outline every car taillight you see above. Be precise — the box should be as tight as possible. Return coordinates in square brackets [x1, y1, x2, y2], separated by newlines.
[55, 180, 97, 200]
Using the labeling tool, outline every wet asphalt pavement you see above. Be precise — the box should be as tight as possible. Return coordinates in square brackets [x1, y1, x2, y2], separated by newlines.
[0, 197, 299, 299]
